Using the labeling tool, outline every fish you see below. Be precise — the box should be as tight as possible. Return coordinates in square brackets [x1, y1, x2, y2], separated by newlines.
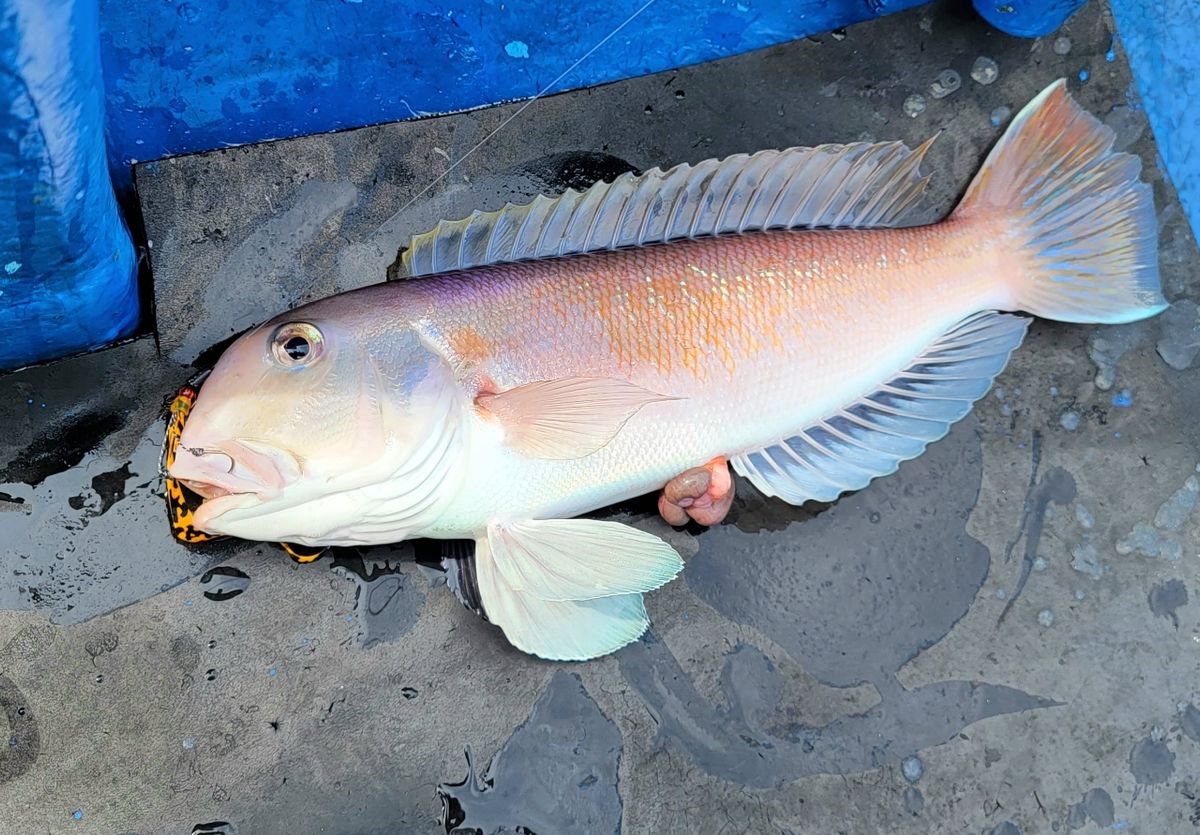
[168, 81, 1166, 660]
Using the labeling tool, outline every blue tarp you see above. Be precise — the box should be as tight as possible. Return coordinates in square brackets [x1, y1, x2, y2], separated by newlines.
[1, 0, 138, 371]
[96, 0, 932, 190]
[973, 0, 1086, 37]
[1109, 0, 1200, 254]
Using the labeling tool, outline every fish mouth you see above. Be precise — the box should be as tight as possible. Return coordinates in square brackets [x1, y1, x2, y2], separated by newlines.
[169, 439, 300, 506]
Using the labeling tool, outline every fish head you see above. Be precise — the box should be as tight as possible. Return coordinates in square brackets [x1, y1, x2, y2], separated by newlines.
[169, 293, 464, 544]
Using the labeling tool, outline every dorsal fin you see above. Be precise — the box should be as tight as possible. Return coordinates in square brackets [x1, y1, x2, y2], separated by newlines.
[400, 138, 935, 277]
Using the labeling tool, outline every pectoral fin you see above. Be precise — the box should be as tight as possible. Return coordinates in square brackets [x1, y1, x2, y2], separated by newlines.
[477, 377, 678, 459]
[473, 518, 683, 661]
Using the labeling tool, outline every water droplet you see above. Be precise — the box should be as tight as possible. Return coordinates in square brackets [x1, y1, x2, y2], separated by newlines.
[989, 105, 1011, 127]
[970, 56, 999, 85]
[4, 261, 21, 275]
[1112, 389, 1132, 408]
[831, 28, 847, 41]
[1038, 608, 1056, 627]
[182, 736, 197, 749]
[1075, 590, 1086, 601]
[1079, 69, 1090, 83]
[643, 104, 654, 114]
[869, 511, 881, 523]
[207, 639, 217, 649]
[1053, 36, 1072, 56]
[674, 89, 685, 99]
[401, 686, 418, 700]
[94, 674, 104, 684]
[1106, 35, 1118, 62]
[903, 94, 926, 118]
[72, 809, 83, 821]
[267, 666, 277, 677]
[176, 2, 198, 22]
[504, 40, 529, 59]
[930, 69, 961, 99]
[1059, 410, 1081, 431]
[902, 755, 924, 783]
[996, 588, 1008, 600]
[205, 669, 217, 681]
[1033, 557, 1048, 572]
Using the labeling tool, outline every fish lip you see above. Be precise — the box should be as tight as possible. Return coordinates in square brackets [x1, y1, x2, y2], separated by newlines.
[193, 492, 261, 531]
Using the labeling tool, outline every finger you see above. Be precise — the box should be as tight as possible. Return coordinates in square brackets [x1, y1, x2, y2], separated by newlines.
[658, 492, 691, 527]
[687, 475, 734, 526]
[662, 467, 711, 505]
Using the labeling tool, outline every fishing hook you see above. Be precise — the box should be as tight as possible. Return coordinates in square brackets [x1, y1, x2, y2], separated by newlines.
[287, 0, 662, 306]
[182, 447, 237, 474]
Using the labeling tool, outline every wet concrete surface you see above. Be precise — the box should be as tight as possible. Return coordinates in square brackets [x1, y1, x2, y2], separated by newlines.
[2, 1, 1200, 832]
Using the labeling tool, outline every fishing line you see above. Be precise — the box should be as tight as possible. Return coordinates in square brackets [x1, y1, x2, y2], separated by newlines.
[289, 0, 659, 304]
[380, 0, 660, 228]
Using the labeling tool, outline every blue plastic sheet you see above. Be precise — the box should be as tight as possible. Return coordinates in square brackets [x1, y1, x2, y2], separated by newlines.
[971, 0, 1087, 38]
[96, 0, 932, 190]
[1110, 0, 1200, 245]
[1, 0, 138, 371]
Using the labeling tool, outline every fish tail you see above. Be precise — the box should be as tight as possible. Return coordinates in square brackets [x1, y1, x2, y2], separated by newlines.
[953, 79, 1166, 324]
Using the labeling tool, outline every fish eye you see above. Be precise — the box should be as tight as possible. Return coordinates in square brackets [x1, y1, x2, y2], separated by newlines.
[270, 322, 324, 367]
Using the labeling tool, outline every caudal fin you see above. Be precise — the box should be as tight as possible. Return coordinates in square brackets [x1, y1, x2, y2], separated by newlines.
[953, 79, 1167, 324]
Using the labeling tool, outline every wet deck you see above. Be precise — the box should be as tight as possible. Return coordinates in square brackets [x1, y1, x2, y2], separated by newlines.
[2, 1, 1199, 832]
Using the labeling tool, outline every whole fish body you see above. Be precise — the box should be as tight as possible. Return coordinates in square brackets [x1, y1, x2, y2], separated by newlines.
[170, 81, 1166, 660]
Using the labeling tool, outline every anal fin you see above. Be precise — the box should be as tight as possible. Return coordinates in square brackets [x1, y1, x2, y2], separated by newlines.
[732, 311, 1029, 505]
